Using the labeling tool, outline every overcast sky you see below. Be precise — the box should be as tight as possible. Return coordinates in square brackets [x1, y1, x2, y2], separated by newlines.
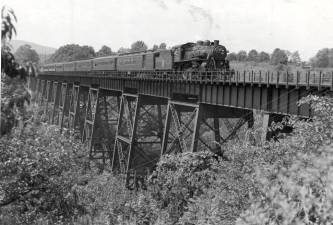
[3, 0, 333, 60]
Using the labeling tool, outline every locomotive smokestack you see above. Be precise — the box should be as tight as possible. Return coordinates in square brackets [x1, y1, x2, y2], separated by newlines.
[214, 40, 219, 46]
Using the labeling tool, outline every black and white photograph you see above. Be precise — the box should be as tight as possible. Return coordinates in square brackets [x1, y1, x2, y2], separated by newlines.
[1, 0, 333, 224]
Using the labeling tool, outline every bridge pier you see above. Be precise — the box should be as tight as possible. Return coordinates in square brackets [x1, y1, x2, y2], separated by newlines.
[37, 79, 46, 105]
[161, 102, 253, 156]
[68, 84, 89, 138]
[49, 81, 62, 124]
[248, 110, 293, 145]
[112, 94, 167, 189]
[43, 80, 54, 119]
[58, 82, 73, 133]
[82, 87, 121, 168]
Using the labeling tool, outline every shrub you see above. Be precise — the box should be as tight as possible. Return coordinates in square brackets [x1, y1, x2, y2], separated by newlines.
[236, 95, 333, 225]
[0, 120, 88, 224]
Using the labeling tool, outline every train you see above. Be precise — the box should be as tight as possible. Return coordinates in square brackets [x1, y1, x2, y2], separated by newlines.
[41, 40, 230, 74]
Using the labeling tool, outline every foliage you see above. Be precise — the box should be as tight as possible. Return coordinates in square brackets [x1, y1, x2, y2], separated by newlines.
[236, 95, 333, 225]
[152, 43, 167, 51]
[310, 48, 333, 68]
[48, 44, 96, 63]
[227, 52, 237, 61]
[152, 44, 159, 51]
[247, 49, 258, 62]
[74, 173, 158, 225]
[1, 6, 18, 75]
[0, 117, 88, 224]
[179, 149, 258, 225]
[1, 6, 17, 41]
[270, 48, 288, 65]
[131, 40, 148, 52]
[1, 76, 30, 135]
[159, 43, 167, 49]
[14, 44, 40, 64]
[237, 50, 247, 61]
[290, 51, 301, 65]
[117, 47, 131, 54]
[147, 152, 220, 224]
[258, 51, 270, 62]
[96, 45, 114, 57]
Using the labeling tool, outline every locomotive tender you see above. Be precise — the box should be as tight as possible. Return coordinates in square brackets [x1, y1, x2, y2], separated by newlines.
[41, 40, 230, 74]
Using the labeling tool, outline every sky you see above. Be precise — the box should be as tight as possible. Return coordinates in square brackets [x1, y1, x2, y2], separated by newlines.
[3, 0, 333, 60]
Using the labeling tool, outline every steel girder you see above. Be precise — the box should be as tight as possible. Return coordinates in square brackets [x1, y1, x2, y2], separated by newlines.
[112, 94, 167, 189]
[68, 84, 89, 138]
[35, 79, 41, 102]
[43, 80, 53, 118]
[48, 82, 62, 124]
[81, 88, 120, 167]
[58, 82, 72, 133]
[161, 101, 253, 156]
[37, 79, 46, 105]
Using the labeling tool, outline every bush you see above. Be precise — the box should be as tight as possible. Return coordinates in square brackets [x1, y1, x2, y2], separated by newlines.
[0, 120, 88, 224]
[147, 152, 219, 224]
[236, 95, 333, 225]
[73, 173, 158, 225]
[1, 76, 31, 135]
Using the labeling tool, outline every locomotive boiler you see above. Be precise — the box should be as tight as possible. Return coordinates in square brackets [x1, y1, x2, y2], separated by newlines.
[41, 40, 230, 74]
[172, 40, 229, 71]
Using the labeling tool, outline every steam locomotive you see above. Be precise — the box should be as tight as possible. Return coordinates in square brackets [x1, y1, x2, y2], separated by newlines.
[41, 40, 230, 74]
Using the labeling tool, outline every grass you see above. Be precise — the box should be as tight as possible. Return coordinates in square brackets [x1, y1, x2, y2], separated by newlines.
[230, 61, 333, 74]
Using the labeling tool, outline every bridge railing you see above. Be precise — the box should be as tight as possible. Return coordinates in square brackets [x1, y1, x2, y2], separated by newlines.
[44, 70, 333, 88]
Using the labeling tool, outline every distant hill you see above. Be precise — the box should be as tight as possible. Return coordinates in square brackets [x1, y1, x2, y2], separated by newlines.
[9, 40, 57, 63]
[10, 40, 56, 55]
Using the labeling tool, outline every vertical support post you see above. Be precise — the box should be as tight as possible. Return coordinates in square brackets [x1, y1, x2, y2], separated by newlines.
[112, 94, 167, 189]
[213, 118, 221, 148]
[161, 103, 171, 155]
[44, 80, 53, 118]
[81, 87, 119, 167]
[191, 104, 202, 152]
[68, 84, 89, 138]
[35, 79, 41, 103]
[112, 95, 125, 172]
[50, 82, 61, 124]
[59, 82, 72, 133]
[38, 80, 46, 106]
[82, 87, 99, 155]
[261, 113, 270, 144]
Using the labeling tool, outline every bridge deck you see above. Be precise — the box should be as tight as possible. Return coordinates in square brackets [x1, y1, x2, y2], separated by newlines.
[39, 70, 333, 117]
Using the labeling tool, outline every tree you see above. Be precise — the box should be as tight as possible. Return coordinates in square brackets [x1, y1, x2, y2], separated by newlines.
[237, 50, 247, 61]
[96, 45, 113, 57]
[48, 44, 96, 63]
[270, 48, 288, 65]
[152, 44, 158, 51]
[310, 48, 333, 68]
[131, 40, 148, 52]
[1, 6, 17, 76]
[14, 44, 39, 64]
[247, 49, 258, 62]
[290, 51, 301, 65]
[284, 50, 292, 61]
[258, 51, 270, 62]
[227, 52, 237, 61]
[236, 96, 333, 225]
[1, 6, 16, 41]
[159, 43, 167, 49]
[117, 47, 131, 54]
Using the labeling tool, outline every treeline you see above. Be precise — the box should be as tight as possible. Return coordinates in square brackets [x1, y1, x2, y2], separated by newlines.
[228, 48, 333, 68]
[310, 48, 333, 68]
[227, 49, 301, 65]
[47, 41, 167, 63]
